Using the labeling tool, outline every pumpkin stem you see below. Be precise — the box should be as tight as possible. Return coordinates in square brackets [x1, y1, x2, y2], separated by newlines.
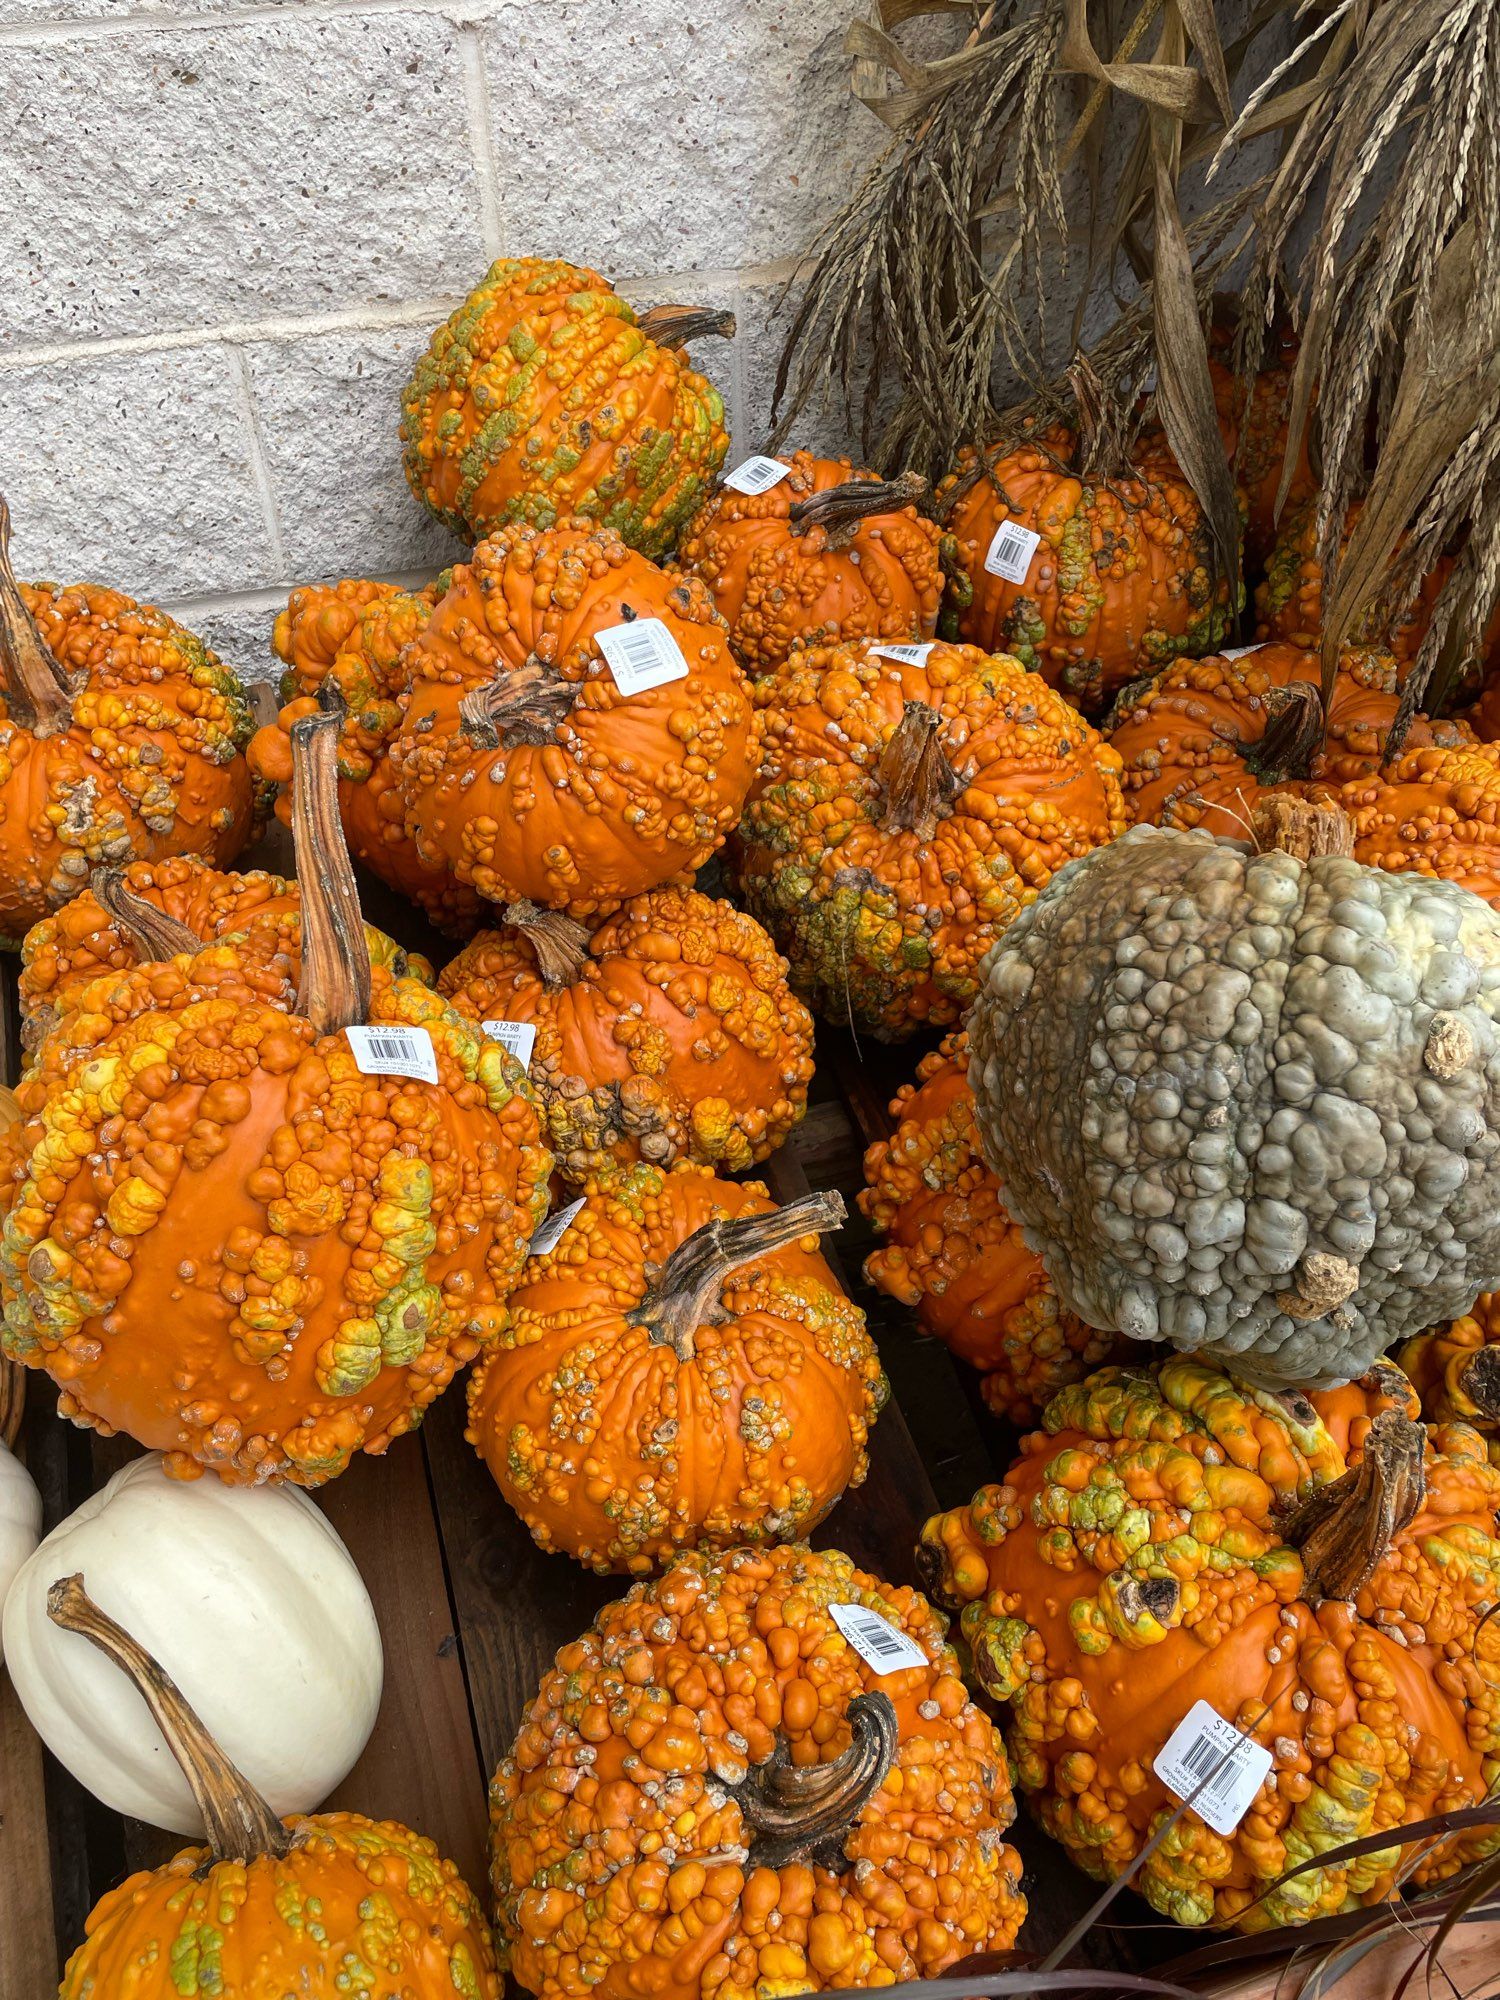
[789, 471, 927, 551]
[728, 1690, 898, 1870]
[459, 662, 577, 751]
[0, 1351, 24, 1450]
[1244, 678, 1328, 786]
[1286, 1408, 1427, 1604]
[628, 1190, 845, 1363]
[1249, 795, 1355, 862]
[46, 1573, 297, 1863]
[635, 303, 737, 350]
[291, 687, 371, 1036]
[504, 900, 591, 989]
[1458, 1345, 1500, 1422]
[876, 701, 962, 838]
[0, 496, 74, 736]
[91, 868, 205, 963]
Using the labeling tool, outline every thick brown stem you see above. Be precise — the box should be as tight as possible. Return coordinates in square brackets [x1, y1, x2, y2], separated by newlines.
[291, 690, 371, 1036]
[1250, 795, 1355, 862]
[729, 1690, 898, 1871]
[0, 1351, 24, 1450]
[460, 664, 577, 751]
[789, 470, 927, 548]
[47, 1574, 295, 1862]
[1244, 679, 1328, 786]
[504, 900, 591, 989]
[628, 1191, 845, 1362]
[0, 496, 73, 735]
[91, 869, 204, 963]
[876, 702, 962, 837]
[1459, 1346, 1500, 1422]
[635, 303, 737, 349]
[1286, 1409, 1426, 1603]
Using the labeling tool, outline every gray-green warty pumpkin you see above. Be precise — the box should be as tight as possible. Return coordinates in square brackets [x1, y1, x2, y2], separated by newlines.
[969, 799, 1500, 1387]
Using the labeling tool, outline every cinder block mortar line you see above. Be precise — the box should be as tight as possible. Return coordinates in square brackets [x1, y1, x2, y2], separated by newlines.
[458, 25, 506, 260]
[0, 0, 531, 49]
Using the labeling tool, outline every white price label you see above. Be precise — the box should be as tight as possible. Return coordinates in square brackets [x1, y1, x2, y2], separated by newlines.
[482, 1020, 537, 1072]
[829, 1602, 928, 1674]
[345, 1024, 438, 1086]
[868, 641, 936, 667]
[529, 1196, 586, 1257]
[596, 617, 691, 696]
[1220, 644, 1266, 661]
[1153, 1701, 1273, 1836]
[722, 454, 792, 495]
[983, 518, 1043, 584]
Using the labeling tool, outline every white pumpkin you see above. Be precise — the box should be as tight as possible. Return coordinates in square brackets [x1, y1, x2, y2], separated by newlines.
[3, 1453, 383, 1833]
[0, 1438, 42, 1666]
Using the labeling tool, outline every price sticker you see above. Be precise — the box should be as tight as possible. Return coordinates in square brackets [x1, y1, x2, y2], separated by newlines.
[829, 1602, 928, 1674]
[482, 1020, 537, 1073]
[596, 618, 690, 696]
[345, 1025, 438, 1086]
[868, 641, 936, 667]
[983, 518, 1043, 584]
[1153, 1701, 1274, 1837]
[529, 1196, 587, 1257]
[721, 455, 792, 495]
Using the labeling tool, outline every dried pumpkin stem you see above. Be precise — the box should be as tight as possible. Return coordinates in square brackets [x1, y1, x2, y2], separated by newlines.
[1244, 679, 1328, 787]
[503, 900, 592, 989]
[789, 471, 927, 548]
[1459, 1346, 1500, 1422]
[1249, 795, 1356, 862]
[291, 690, 371, 1036]
[0, 1352, 24, 1450]
[91, 868, 205, 963]
[47, 1574, 296, 1863]
[459, 665, 577, 751]
[1286, 1409, 1427, 1604]
[876, 702, 962, 838]
[730, 1690, 899, 1870]
[628, 1190, 845, 1363]
[0, 495, 73, 736]
[635, 303, 737, 349]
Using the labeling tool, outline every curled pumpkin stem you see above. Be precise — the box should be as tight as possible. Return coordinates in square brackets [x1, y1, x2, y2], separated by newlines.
[635, 303, 737, 349]
[91, 868, 205, 963]
[628, 1190, 845, 1362]
[459, 665, 577, 751]
[729, 1689, 899, 1871]
[1250, 795, 1356, 862]
[1286, 1408, 1427, 1604]
[790, 471, 927, 550]
[0, 494, 74, 736]
[291, 688, 371, 1036]
[1244, 678, 1328, 787]
[504, 900, 592, 989]
[876, 701, 962, 838]
[1459, 1346, 1500, 1422]
[47, 1573, 297, 1864]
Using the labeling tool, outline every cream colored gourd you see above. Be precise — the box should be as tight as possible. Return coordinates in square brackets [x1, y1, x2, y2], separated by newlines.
[0, 1440, 41, 1667]
[3, 1454, 382, 1831]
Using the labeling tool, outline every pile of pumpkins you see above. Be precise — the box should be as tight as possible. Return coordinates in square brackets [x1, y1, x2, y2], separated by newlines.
[3, 251, 1500, 1996]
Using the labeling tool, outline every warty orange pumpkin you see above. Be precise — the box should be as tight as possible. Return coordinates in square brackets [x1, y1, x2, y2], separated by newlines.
[437, 889, 814, 1183]
[489, 1540, 1026, 2000]
[0, 499, 259, 943]
[1397, 1294, 1500, 1455]
[52, 1574, 502, 1999]
[1339, 739, 1500, 909]
[467, 1165, 884, 1572]
[733, 636, 1127, 1039]
[1205, 320, 1313, 569]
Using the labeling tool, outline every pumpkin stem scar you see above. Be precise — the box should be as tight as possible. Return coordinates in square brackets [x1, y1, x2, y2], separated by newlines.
[634, 302, 737, 350]
[789, 471, 928, 551]
[727, 1689, 899, 1870]
[0, 494, 75, 736]
[503, 900, 592, 990]
[876, 701, 963, 838]
[290, 685, 372, 1036]
[1286, 1407, 1427, 1603]
[46, 1573, 298, 1865]
[91, 867, 205, 963]
[459, 664, 577, 751]
[627, 1189, 846, 1362]
[1249, 793, 1356, 860]
[1244, 677, 1328, 785]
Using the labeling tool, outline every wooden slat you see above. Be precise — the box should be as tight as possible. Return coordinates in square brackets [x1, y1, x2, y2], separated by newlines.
[1, 1670, 57, 2000]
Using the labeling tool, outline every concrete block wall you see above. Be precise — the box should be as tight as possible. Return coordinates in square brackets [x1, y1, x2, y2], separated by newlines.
[0, 0, 890, 679]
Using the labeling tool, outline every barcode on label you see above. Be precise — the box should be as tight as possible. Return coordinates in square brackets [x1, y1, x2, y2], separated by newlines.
[983, 518, 1043, 584]
[868, 641, 936, 667]
[1153, 1700, 1273, 1837]
[722, 454, 792, 495]
[345, 1024, 438, 1086]
[482, 1020, 537, 1073]
[595, 617, 690, 695]
[829, 1601, 928, 1674]
[529, 1195, 586, 1257]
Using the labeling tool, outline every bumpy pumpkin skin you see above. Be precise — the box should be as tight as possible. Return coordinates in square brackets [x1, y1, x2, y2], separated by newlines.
[438, 889, 814, 1182]
[489, 1542, 1026, 2000]
[1207, 341, 1313, 567]
[1341, 741, 1500, 911]
[919, 1359, 1500, 1932]
[0, 580, 258, 944]
[859, 1033, 1118, 1424]
[969, 816, 1500, 1386]
[677, 452, 946, 677]
[467, 1164, 886, 1573]
[401, 257, 729, 557]
[393, 522, 757, 917]
[734, 638, 1127, 1040]
[0, 963, 553, 1485]
[1108, 642, 1474, 839]
[937, 433, 1235, 714]
[60, 1810, 502, 1999]
[1398, 1293, 1500, 1451]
